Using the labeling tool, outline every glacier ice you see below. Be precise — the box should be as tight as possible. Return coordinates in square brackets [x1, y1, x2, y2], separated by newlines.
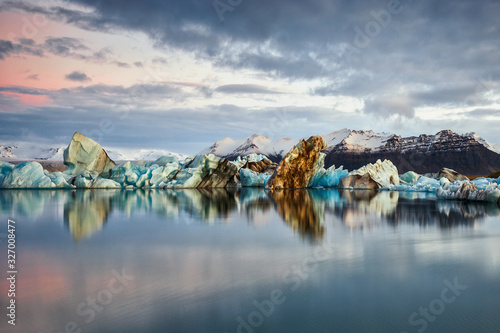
[436, 181, 500, 203]
[399, 171, 420, 184]
[381, 176, 441, 192]
[308, 165, 348, 188]
[73, 176, 122, 189]
[239, 168, 271, 187]
[339, 159, 399, 189]
[165, 154, 221, 188]
[1, 162, 57, 188]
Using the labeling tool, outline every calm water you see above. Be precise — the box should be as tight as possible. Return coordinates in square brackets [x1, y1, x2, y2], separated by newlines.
[1, 189, 500, 333]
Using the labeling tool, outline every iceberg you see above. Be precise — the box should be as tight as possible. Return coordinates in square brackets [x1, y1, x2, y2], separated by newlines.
[399, 171, 420, 184]
[149, 163, 180, 187]
[436, 181, 500, 203]
[308, 165, 348, 188]
[45, 171, 73, 188]
[339, 159, 399, 189]
[109, 162, 155, 188]
[382, 176, 441, 192]
[239, 168, 271, 187]
[73, 176, 121, 189]
[165, 154, 221, 188]
[232, 154, 267, 168]
[64, 132, 116, 177]
[266, 136, 327, 190]
[1, 162, 57, 188]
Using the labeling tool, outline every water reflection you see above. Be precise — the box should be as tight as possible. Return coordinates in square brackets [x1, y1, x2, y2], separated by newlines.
[63, 191, 113, 240]
[269, 189, 325, 240]
[1, 188, 499, 241]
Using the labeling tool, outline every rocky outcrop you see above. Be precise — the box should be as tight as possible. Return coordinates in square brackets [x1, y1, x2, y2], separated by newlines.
[64, 132, 116, 177]
[338, 159, 399, 190]
[434, 168, 469, 182]
[487, 171, 500, 179]
[265, 136, 327, 191]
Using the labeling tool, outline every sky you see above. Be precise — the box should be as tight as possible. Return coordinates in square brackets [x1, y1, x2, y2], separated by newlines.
[0, 0, 499, 154]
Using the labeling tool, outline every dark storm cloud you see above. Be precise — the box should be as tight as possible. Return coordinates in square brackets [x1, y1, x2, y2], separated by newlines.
[215, 84, 282, 95]
[65, 71, 91, 82]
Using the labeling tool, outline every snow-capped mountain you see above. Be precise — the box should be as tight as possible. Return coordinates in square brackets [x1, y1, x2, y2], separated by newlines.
[0, 143, 187, 161]
[199, 134, 298, 161]
[0, 146, 17, 159]
[202, 129, 500, 175]
[200, 129, 358, 161]
[106, 149, 187, 161]
[493, 143, 500, 154]
[0, 144, 67, 160]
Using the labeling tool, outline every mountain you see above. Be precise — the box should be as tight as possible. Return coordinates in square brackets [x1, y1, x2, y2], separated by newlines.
[0, 144, 187, 161]
[200, 129, 355, 162]
[202, 129, 500, 175]
[199, 134, 298, 162]
[494, 143, 500, 154]
[106, 149, 187, 161]
[0, 144, 67, 160]
[324, 130, 500, 175]
[0, 146, 17, 159]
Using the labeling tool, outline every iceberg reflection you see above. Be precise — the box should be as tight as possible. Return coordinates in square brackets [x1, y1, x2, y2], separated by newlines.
[0, 188, 499, 241]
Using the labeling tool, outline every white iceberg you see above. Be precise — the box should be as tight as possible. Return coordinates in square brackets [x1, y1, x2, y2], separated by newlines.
[73, 176, 121, 189]
[436, 181, 500, 203]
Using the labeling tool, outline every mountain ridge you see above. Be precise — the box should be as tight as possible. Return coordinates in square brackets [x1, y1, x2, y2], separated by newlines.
[201, 129, 500, 175]
[0, 143, 187, 162]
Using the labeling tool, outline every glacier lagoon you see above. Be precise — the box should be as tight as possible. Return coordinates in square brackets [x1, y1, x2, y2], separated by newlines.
[1, 188, 500, 333]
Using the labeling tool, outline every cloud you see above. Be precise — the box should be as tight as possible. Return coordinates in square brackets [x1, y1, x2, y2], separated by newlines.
[44, 37, 89, 58]
[65, 71, 91, 82]
[2, 0, 500, 148]
[112, 61, 130, 68]
[0, 39, 43, 59]
[27, 74, 39, 80]
[0, 40, 15, 60]
[463, 109, 500, 117]
[0, 86, 48, 95]
[215, 84, 282, 94]
[363, 95, 415, 119]
[152, 57, 168, 65]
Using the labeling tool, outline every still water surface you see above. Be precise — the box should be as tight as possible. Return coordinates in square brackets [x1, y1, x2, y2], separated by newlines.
[1, 189, 499, 333]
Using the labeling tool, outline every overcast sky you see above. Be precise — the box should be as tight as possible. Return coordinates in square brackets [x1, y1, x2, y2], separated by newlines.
[0, 0, 499, 154]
